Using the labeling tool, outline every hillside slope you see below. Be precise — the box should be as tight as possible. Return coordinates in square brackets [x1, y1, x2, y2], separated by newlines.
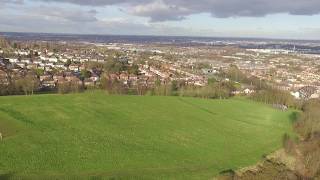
[0, 92, 294, 179]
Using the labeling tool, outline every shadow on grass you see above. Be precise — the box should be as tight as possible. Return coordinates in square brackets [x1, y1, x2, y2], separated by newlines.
[89, 176, 103, 180]
[0, 107, 34, 125]
[0, 172, 15, 180]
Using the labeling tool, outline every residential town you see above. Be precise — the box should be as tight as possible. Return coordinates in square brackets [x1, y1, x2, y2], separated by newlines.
[0, 36, 320, 100]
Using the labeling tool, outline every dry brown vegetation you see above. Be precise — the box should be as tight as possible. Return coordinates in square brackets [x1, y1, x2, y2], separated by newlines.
[218, 99, 320, 180]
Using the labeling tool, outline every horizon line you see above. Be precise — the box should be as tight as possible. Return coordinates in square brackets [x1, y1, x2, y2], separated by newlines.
[1, 31, 320, 42]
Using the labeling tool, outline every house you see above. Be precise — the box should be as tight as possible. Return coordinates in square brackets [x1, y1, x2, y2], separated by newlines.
[44, 66, 53, 72]
[40, 74, 53, 82]
[15, 50, 29, 56]
[42, 80, 56, 88]
[69, 64, 79, 72]
[72, 58, 80, 62]
[55, 63, 67, 70]
[33, 59, 43, 64]
[291, 91, 300, 99]
[80, 58, 89, 63]
[21, 59, 31, 63]
[243, 88, 255, 94]
[48, 57, 58, 63]
[38, 62, 45, 67]
[232, 90, 241, 95]
[9, 58, 18, 63]
[90, 73, 100, 82]
[40, 55, 49, 61]
[60, 58, 68, 63]
[120, 73, 129, 81]
[97, 59, 105, 63]
[26, 63, 38, 70]
[46, 62, 54, 67]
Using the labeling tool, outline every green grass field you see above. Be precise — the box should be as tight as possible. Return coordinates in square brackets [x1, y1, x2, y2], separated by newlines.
[0, 92, 294, 179]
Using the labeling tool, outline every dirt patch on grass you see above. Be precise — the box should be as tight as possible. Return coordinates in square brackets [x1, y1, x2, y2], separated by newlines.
[217, 136, 320, 180]
[217, 156, 300, 180]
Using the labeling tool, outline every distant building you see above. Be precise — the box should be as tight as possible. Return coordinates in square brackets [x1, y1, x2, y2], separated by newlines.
[290, 91, 300, 99]
[243, 88, 255, 94]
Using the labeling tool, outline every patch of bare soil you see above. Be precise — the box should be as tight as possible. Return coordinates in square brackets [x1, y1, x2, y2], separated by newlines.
[217, 136, 320, 180]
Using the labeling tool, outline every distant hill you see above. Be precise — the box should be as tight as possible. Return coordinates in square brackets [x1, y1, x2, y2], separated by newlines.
[0, 92, 295, 179]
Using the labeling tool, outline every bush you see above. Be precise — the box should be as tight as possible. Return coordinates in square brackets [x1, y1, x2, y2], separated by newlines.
[295, 99, 320, 139]
[282, 133, 295, 154]
[251, 88, 295, 107]
[58, 81, 82, 94]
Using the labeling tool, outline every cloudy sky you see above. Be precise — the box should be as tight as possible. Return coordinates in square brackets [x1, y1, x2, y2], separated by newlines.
[1, 0, 320, 39]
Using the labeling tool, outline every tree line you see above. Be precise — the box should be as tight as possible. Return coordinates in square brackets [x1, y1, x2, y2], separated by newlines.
[0, 72, 40, 96]
[250, 88, 299, 108]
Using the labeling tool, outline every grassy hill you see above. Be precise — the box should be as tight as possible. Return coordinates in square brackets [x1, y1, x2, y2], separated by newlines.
[0, 92, 295, 179]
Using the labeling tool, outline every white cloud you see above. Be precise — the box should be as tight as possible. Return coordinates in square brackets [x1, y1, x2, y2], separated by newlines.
[127, 0, 192, 21]
[32, 0, 320, 22]
[1, 0, 320, 39]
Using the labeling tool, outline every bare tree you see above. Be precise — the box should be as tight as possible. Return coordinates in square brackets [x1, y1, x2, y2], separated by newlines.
[16, 74, 40, 95]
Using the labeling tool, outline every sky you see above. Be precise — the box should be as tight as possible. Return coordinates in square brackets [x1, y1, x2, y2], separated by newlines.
[0, 0, 320, 40]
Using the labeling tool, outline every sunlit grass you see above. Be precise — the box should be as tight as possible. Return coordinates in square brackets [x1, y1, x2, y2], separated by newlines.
[0, 92, 294, 179]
